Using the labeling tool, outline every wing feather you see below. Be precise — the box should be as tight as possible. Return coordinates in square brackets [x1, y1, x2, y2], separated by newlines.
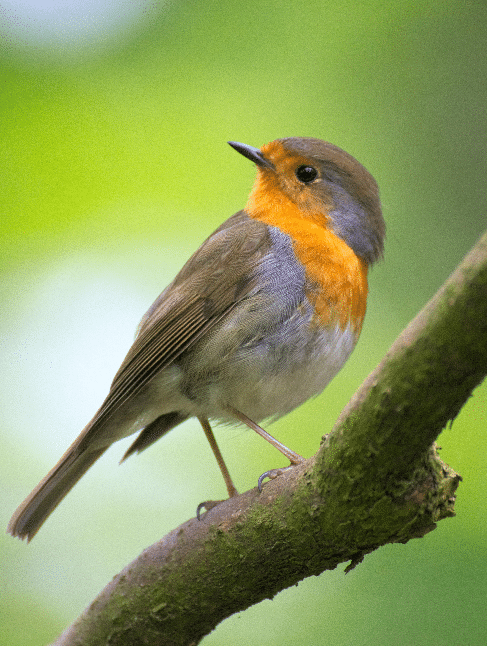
[79, 212, 270, 442]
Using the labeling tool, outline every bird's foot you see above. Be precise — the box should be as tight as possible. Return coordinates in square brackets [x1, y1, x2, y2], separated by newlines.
[196, 499, 225, 520]
[258, 466, 293, 492]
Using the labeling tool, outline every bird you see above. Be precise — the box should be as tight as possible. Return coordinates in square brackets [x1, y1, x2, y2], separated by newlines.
[7, 137, 385, 541]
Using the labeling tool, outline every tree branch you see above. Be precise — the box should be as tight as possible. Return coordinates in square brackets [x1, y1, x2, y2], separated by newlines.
[53, 231, 487, 646]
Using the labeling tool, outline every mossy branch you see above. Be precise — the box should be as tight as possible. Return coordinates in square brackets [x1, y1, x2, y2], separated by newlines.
[53, 231, 487, 646]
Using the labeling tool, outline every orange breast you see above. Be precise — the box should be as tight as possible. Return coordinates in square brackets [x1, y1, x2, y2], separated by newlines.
[246, 169, 369, 335]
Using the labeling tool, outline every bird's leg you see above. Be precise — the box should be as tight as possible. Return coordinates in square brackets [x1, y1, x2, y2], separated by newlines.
[198, 416, 238, 497]
[228, 407, 304, 464]
[228, 407, 305, 491]
[196, 417, 238, 519]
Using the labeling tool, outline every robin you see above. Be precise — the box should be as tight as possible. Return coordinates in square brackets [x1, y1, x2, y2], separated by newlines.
[8, 137, 385, 541]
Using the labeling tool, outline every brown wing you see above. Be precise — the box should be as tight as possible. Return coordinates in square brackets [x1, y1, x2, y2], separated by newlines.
[78, 211, 270, 445]
[7, 212, 271, 540]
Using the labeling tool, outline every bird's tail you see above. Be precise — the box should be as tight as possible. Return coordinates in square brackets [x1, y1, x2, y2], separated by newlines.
[7, 445, 107, 541]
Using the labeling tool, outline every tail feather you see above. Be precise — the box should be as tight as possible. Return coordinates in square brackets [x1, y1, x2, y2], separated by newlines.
[7, 446, 107, 541]
[121, 412, 188, 462]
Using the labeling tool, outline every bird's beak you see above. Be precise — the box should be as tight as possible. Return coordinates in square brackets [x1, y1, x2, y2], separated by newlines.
[228, 141, 275, 170]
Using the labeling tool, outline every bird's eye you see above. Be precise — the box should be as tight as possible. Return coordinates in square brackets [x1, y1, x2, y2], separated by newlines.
[295, 165, 318, 183]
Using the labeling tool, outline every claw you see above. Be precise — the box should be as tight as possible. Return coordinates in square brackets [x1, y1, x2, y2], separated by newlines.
[258, 466, 292, 492]
[196, 499, 224, 520]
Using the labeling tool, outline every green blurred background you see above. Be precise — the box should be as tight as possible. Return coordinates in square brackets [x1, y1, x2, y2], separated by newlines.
[1, 1, 486, 644]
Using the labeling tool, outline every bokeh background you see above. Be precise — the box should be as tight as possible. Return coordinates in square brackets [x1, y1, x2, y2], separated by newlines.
[1, 1, 486, 644]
